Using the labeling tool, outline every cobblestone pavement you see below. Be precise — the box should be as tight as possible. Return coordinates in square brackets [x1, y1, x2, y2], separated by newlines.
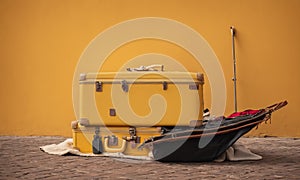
[0, 136, 299, 179]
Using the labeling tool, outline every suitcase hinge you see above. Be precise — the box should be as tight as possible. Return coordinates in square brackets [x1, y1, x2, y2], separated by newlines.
[95, 81, 103, 92]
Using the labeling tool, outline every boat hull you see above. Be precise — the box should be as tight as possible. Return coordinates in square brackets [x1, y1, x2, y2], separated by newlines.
[152, 125, 254, 162]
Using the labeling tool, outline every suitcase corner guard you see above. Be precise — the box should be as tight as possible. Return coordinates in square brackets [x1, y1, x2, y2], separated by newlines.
[79, 118, 90, 126]
[79, 73, 87, 81]
[71, 120, 79, 129]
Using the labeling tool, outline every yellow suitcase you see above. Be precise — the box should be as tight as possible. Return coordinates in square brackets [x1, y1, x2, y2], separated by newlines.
[78, 71, 204, 127]
[72, 122, 161, 156]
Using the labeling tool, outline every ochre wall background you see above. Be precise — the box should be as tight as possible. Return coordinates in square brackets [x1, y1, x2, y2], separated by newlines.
[0, 0, 299, 137]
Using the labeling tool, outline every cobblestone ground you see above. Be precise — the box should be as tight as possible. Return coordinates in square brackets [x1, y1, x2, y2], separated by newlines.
[0, 136, 299, 179]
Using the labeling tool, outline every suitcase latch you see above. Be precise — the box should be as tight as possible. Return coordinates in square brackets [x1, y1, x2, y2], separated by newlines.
[95, 81, 103, 92]
[163, 81, 168, 90]
[122, 127, 141, 144]
[121, 80, 129, 92]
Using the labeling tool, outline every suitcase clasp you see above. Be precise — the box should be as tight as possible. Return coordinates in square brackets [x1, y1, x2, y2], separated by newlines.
[163, 81, 168, 90]
[95, 81, 103, 92]
[121, 80, 129, 92]
[122, 127, 141, 144]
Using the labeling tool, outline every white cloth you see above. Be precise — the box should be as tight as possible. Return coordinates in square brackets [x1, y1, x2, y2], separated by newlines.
[40, 138, 152, 160]
[40, 139, 261, 162]
[214, 143, 262, 162]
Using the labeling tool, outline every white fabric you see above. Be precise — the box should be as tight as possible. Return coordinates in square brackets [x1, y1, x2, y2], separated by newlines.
[40, 139, 261, 162]
[40, 138, 152, 160]
[214, 143, 262, 162]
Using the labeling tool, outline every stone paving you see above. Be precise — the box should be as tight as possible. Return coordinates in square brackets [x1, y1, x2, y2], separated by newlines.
[0, 136, 299, 179]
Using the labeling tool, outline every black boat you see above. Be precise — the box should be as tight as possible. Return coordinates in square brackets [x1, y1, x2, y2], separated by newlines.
[139, 101, 288, 162]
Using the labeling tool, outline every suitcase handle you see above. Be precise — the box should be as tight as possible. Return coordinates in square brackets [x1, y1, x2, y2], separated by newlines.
[103, 138, 127, 153]
[127, 64, 164, 71]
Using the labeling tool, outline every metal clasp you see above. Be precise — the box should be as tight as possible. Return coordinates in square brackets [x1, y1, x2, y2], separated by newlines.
[121, 80, 129, 92]
[162, 81, 168, 90]
[122, 127, 141, 144]
[95, 81, 103, 92]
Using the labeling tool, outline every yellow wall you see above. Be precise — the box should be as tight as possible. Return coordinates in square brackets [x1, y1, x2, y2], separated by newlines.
[0, 0, 299, 137]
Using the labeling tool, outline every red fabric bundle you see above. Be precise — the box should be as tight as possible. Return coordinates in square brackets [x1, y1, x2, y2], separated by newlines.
[227, 109, 261, 119]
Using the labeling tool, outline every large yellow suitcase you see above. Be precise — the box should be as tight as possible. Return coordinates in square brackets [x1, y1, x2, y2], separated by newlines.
[78, 71, 204, 127]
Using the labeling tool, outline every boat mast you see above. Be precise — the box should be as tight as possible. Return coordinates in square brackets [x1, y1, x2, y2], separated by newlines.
[230, 26, 238, 112]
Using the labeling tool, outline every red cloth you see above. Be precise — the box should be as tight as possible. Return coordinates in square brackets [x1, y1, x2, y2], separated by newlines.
[227, 109, 261, 119]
